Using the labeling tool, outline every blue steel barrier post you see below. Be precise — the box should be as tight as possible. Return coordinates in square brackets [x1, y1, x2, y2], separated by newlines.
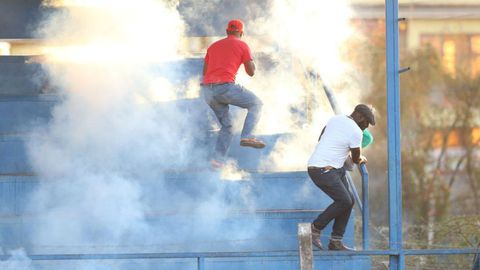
[346, 173, 363, 211]
[386, 0, 404, 269]
[473, 252, 480, 270]
[198, 256, 205, 270]
[359, 163, 369, 250]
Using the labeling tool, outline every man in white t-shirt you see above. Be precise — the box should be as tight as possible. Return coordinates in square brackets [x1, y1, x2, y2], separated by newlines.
[307, 104, 375, 251]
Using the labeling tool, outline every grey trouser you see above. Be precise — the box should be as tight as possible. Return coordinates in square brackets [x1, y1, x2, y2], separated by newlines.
[201, 83, 262, 160]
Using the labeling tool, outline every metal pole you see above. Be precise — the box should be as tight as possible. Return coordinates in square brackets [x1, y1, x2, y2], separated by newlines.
[9, 248, 479, 261]
[346, 173, 363, 211]
[197, 257, 205, 270]
[473, 252, 480, 270]
[321, 79, 341, 114]
[359, 163, 369, 250]
[385, 0, 403, 269]
[298, 223, 314, 270]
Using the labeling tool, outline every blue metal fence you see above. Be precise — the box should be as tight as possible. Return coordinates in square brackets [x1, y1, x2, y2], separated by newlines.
[384, 1, 480, 269]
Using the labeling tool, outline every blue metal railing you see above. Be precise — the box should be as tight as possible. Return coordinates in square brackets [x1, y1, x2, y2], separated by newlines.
[310, 66, 479, 267]
[344, 166, 368, 250]
[473, 253, 480, 270]
[358, 163, 369, 250]
[386, 0, 403, 268]
[311, 27, 479, 267]
[2, 248, 478, 261]
[345, 164, 369, 250]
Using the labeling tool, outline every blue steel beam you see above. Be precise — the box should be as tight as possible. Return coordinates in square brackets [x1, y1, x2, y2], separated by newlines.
[197, 257, 205, 270]
[403, 249, 480, 255]
[359, 163, 369, 250]
[346, 173, 363, 211]
[2, 248, 478, 261]
[385, 0, 403, 269]
[473, 253, 479, 270]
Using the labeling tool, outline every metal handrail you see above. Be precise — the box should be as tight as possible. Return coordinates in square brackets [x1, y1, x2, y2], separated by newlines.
[473, 245, 480, 270]
[345, 172, 362, 212]
[344, 164, 369, 250]
[7, 248, 478, 261]
[358, 163, 369, 250]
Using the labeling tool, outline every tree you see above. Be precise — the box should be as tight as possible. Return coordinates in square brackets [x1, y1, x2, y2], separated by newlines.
[346, 21, 480, 262]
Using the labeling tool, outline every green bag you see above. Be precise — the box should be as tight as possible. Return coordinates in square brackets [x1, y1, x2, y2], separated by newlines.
[362, 129, 374, 148]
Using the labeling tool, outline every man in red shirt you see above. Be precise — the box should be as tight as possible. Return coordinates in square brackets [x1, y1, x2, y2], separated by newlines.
[202, 19, 265, 168]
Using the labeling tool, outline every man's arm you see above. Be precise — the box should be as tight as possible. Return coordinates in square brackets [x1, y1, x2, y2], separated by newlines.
[244, 60, 255, 76]
[350, 147, 367, 164]
[318, 126, 326, 141]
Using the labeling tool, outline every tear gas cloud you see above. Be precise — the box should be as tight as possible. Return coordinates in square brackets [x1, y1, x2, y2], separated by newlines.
[19, 0, 258, 265]
[28, 0, 189, 251]
[248, 0, 361, 170]
[180, 0, 361, 171]
[0, 250, 33, 270]
[6, 0, 362, 268]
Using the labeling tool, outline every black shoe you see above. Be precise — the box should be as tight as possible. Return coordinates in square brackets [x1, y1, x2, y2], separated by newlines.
[311, 224, 323, 250]
[328, 239, 355, 251]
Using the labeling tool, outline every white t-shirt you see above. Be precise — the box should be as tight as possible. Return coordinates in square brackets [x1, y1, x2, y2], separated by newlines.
[307, 115, 363, 169]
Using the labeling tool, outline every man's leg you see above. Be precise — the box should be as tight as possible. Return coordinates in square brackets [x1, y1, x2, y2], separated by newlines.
[211, 102, 233, 161]
[330, 173, 355, 240]
[215, 84, 264, 147]
[202, 86, 233, 162]
[308, 169, 354, 237]
[327, 169, 355, 251]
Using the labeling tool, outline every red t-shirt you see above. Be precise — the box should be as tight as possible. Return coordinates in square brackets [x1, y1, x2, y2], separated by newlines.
[203, 35, 253, 84]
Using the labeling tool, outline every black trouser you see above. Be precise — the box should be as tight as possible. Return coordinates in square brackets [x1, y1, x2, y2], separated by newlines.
[308, 167, 354, 239]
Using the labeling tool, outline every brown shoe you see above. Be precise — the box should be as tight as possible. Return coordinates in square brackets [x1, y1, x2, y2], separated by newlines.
[240, 138, 266, 149]
[210, 159, 225, 169]
[311, 224, 323, 250]
[328, 239, 355, 251]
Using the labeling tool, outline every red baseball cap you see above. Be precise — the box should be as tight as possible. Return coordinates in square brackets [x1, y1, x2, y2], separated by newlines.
[226, 19, 244, 33]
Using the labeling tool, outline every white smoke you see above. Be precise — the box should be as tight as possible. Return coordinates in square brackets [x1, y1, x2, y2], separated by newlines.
[13, 1, 364, 268]
[27, 0, 185, 253]
[246, 0, 359, 170]
[0, 249, 34, 270]
[175, 0, 360, 171]
[24, 0, 261, 262]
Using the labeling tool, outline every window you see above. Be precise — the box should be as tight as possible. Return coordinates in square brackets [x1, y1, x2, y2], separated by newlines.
[421, 34, 480, 78]
[471, 36, 480, 77]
